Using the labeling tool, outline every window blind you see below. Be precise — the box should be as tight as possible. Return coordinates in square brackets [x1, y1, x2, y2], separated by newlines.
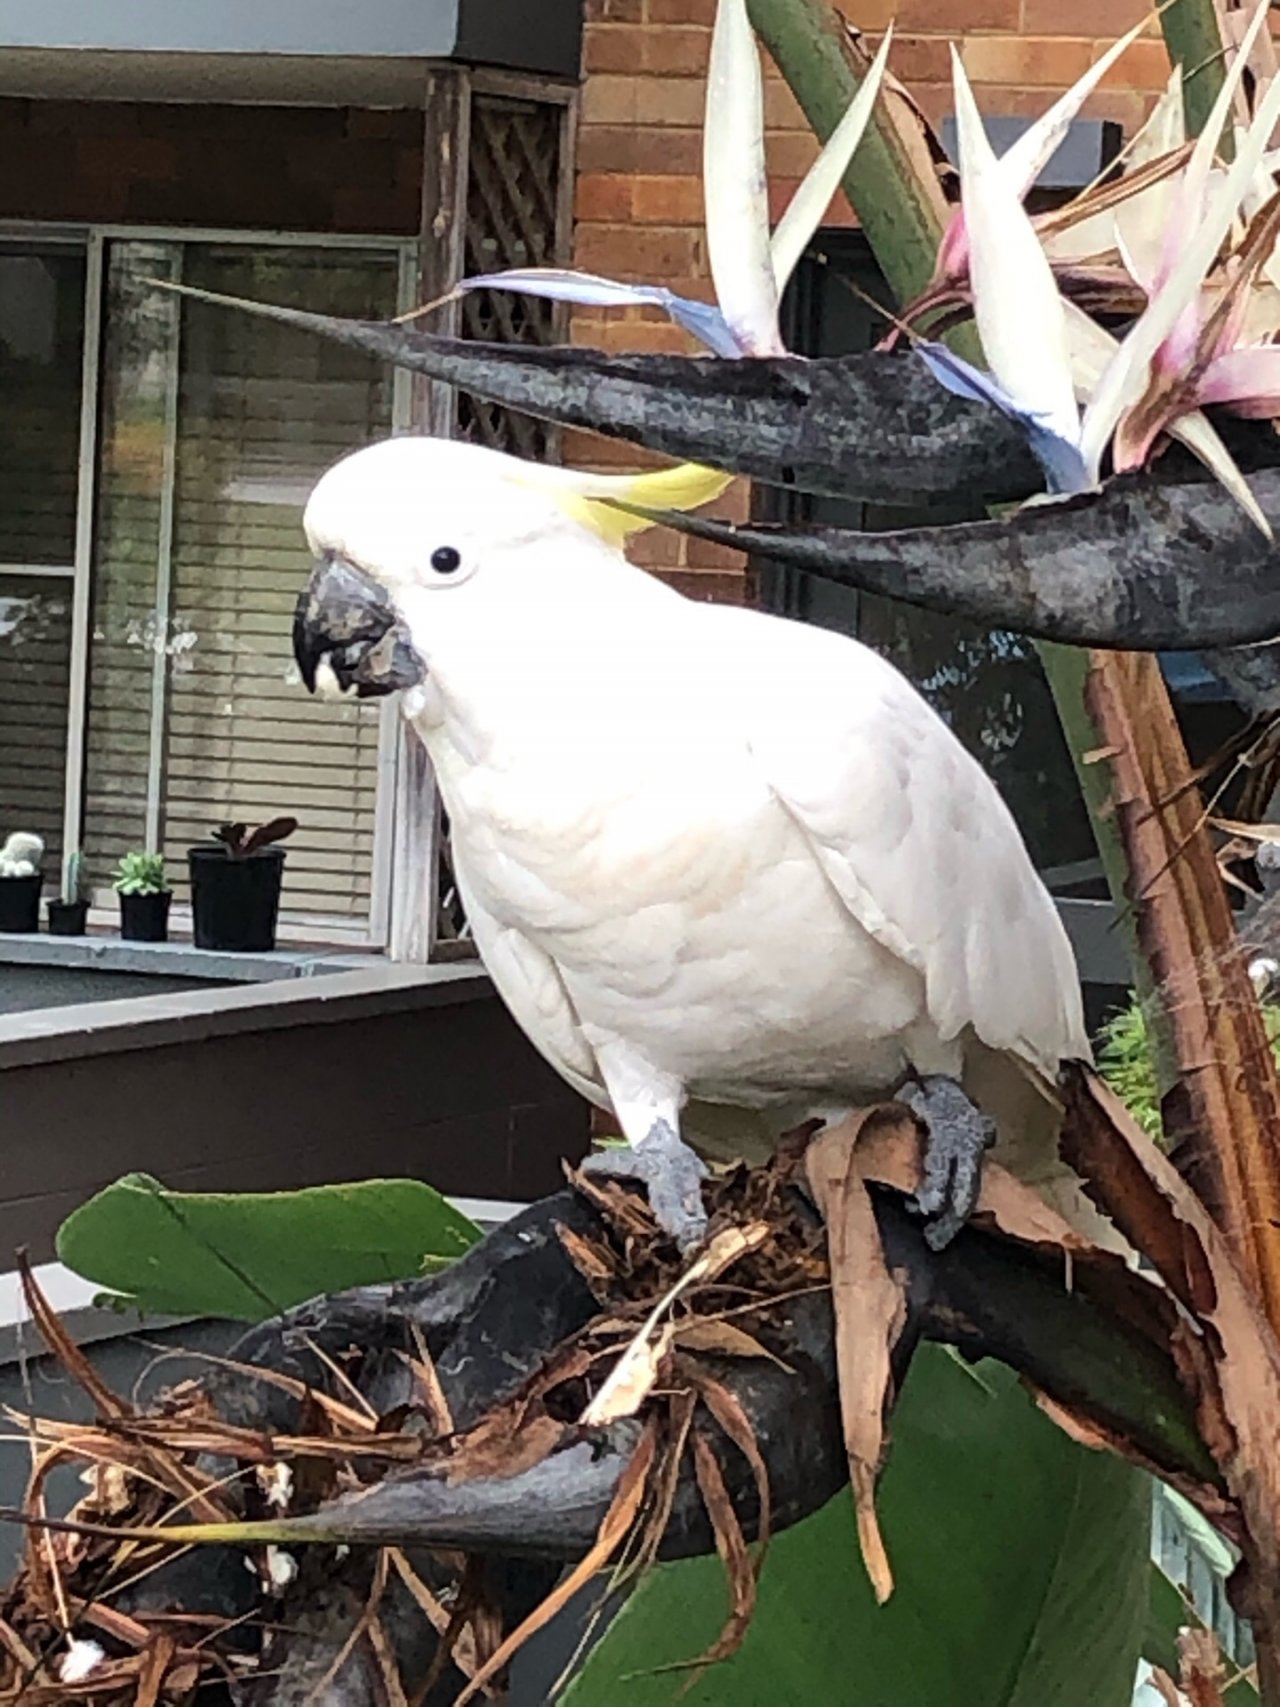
[83, 242, 399, 932]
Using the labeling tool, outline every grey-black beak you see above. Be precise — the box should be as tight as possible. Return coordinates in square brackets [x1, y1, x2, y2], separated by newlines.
[292, 555, 426, 699]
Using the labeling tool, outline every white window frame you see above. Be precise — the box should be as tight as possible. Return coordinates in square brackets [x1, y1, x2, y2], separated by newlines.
[0, 220, 418, 950]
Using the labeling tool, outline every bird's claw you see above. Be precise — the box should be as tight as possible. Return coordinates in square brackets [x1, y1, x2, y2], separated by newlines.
[898, 1074, 996, 1251]
[580, 1119, 710, 1251]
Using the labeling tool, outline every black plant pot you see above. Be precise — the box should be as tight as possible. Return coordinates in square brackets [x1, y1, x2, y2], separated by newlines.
[0, 874, 42, 934]
[47, 898, 88, 937]
[119, 889, 172, 943]
[188, 847, 286, 953]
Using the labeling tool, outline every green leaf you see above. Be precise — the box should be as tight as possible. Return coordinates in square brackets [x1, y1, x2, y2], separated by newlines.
[565, 1348, 1149, 1707]
[56, 1173, 481, 1322]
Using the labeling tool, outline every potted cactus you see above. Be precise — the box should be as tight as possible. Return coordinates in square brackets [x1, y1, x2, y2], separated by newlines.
[47, 850, 90, 937]
[188, 817, 297, 953]
[113, 851, 172, 943]
[0, 831, 44, 933]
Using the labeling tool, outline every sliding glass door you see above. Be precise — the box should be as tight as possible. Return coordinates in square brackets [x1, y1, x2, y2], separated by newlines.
[83, 238, 408, 938]
[0, 226, 413, 946]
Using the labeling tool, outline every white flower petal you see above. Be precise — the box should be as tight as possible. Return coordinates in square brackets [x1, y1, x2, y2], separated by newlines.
[704, 0, 783, 355]
[998, 20, 1147, 199]
[1082, 58, 1280, 477]
[770, 27, 893, 294]
[951, 47, 1080, 459]
[1113, 70, 1187, 288]
[450, 268, 743, 356]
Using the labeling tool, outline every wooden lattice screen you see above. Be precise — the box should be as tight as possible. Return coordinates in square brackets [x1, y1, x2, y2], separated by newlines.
[424, 84, 571, 955]
[457, 90, 566, 460]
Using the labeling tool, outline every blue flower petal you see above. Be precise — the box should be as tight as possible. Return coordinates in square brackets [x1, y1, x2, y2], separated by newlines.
[917, 343, 1087, 495]
[455, 269, 745, 358]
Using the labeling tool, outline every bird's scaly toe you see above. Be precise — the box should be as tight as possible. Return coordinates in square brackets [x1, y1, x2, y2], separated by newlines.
[898, 1074, 996, 1251]
[580, 1119, 710, 1251]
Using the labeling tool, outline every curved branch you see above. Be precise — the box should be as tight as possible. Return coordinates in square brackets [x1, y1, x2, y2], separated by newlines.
[192, 1188, 1215, 1564]
[617, 473, 1280, 650]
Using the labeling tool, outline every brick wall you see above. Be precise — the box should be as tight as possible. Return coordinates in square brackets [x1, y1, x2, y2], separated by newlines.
[0, 99, 422, 234]
[569, 0, 1172, 596]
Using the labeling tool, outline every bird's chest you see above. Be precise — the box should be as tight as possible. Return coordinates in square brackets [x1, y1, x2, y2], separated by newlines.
[430, 724, 927, 1093]
[434, 724, 778, 942]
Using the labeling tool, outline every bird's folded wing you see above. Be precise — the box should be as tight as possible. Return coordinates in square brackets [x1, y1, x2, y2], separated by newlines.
[727, 608, 1091, 1075]
[463, 903, 607, 1106]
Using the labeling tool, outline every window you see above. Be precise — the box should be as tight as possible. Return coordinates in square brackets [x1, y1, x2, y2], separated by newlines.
[0, 243, 85, 880]
[0, 228, 413, 944]
[82, 239, 406, 936]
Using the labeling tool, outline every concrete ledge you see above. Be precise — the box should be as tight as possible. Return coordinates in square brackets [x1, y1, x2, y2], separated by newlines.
[0, 960, 490, 1070]
[0, 931, 375, 985]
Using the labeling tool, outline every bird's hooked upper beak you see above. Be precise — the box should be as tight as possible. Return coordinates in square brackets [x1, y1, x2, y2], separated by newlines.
[292, 555, 426, 699]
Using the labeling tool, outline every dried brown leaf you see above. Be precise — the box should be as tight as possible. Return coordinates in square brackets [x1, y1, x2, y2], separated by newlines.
[1148, 1666, 1184, 1707]
[1083, 652, 1280, 1317]
[556, 1224, 618, 1294]
[581, 1323, 676, 1428]
[693, 1223, 771, 1282]
[446, 1410, 567, 1485]
[452, 1421, 658, 1707]
[804, 1109, 911, 1603]
[406, 1319, 455, 1441]
[674, 1319, 792, 1371]
[18, 1256, 126, 1421]
[1065, 1068, 1280, 1638]
[687, 1372, 772, 1560]
[567, 1165, 657, 1238]
[579, 1225, 768, 1430]
[638, 1389, 698, 1566]
[135, 1633, 175, 1707]
[1179, 1626, 1229, 1707]
[687, 1428, 755, 1667]
[366, 1612, 410, 1707]
[851, 1107, 1096, 1254]
[0, 1613, 39, 1674]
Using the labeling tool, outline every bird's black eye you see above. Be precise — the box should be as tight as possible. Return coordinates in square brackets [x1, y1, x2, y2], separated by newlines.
[431, 545, 462, 576]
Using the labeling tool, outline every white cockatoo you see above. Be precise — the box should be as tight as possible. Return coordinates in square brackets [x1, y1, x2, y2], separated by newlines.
[295, 436, 1102, 1250]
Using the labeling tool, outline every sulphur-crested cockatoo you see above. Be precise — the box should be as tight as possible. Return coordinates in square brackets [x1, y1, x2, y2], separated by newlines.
[295, 436, 1100, 1250]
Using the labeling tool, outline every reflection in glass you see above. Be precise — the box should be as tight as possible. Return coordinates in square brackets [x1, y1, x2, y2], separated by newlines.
[83, 243, 399, 928]
[0, 243, 85, 881]
[0, 246, 85, 568]
[0, 577, 72, 872]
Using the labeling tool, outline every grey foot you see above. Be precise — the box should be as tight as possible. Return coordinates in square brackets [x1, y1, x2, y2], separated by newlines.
[898, 1075, 996, 1252]
[581, 1119, 710, 1251]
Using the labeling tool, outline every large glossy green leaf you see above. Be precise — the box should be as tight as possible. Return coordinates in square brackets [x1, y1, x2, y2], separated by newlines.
[565, 1348, 1149, 1707]
[56, 1172, 481, 1321]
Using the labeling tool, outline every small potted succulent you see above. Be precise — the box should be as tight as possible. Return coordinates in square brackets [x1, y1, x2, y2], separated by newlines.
[188, 817, 297, 953]
[47, 850, 90, 937]
[0, 831, 44, 933]
[113, 851, 172, 943]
